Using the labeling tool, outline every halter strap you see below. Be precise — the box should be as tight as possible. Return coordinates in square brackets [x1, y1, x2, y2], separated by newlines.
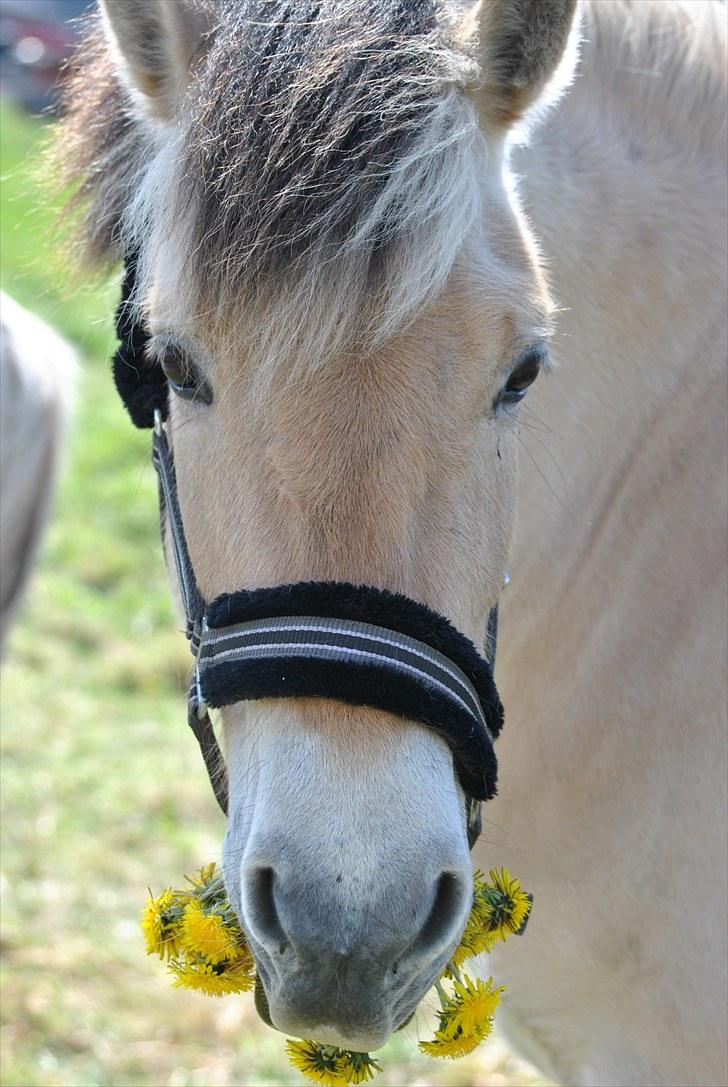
[152, 414, 204, 636]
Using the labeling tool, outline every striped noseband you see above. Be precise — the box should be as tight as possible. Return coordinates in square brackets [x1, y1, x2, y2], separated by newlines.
[113, 258, 505, 849]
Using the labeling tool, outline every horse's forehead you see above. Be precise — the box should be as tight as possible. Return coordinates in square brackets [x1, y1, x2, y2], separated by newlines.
[147, 219, 550, 367]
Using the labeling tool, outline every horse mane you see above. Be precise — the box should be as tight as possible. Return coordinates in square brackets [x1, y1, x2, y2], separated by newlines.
[53, 1, 484, 379]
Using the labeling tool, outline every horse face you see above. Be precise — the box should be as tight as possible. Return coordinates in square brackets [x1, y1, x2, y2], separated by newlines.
[90, 0, 576, 1051]
[151, 234, 547, 1046]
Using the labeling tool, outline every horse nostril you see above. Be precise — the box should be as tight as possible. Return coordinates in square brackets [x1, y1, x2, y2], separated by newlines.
[243, 860, 469, 997]
[244, 866, 288, 952]
[408, 872, 470, 963]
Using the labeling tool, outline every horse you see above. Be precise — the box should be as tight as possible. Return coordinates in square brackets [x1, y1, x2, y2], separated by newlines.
[53, 1, 727, 1083]
[0, 293, 75, 651]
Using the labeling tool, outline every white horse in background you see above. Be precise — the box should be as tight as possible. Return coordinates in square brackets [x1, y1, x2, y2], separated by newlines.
[55, 1, 727, 1083]
[0, 293, 75, 649]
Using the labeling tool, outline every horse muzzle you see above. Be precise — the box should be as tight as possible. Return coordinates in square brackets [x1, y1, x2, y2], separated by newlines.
[241, 852, 472, 1049]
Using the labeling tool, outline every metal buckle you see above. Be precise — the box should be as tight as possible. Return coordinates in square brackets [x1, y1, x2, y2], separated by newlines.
[194, 668, 208, 719]
[188, 672, 209, 723]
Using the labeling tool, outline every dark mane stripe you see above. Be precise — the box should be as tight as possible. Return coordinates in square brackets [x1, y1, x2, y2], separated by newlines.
[183, 1, 479, 315]
[188, 1, 440, 277]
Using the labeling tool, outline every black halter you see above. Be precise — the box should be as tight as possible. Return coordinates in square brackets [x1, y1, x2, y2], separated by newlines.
[113, 260, 504, 849]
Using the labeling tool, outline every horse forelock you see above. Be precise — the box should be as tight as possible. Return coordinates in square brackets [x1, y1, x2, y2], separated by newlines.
[54, 0, 487, 381]
[177, 0, 486, 378]
[185, 5, 473, 268]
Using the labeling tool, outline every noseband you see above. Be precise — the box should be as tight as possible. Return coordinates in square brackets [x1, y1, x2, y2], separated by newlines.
[113, 258, 504, 849]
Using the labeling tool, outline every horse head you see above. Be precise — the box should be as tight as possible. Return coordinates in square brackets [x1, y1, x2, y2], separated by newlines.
[66, 0, 578, 1050]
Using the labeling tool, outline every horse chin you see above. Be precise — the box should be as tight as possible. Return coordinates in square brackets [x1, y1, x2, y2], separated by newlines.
[253, 952, 437, 1053]
[255, 975, 391, 1050]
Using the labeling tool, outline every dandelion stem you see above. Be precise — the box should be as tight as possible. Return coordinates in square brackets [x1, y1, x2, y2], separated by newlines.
[449, 962, 463, 984]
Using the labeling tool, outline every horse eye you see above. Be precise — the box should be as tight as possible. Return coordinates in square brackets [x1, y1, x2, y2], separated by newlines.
[496, 350, 543, 409]
[160, 344, 212, 405]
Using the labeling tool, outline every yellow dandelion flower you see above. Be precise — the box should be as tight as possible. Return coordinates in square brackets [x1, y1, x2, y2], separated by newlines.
[419, 1026, 486, 1059]
[450, 913, 499, 968]
[420, 973, 503, 1061]
[169, 957, 255, 996]
[449, 867, 532, 970]
[441, 975, 504, 1039]
[479, 867, 532, 942]
[141, 888, 186, 959]
[185, 862, 219, 890]
[285, 1040, 350, 1086]
[181, 900, 246, 965]
[472, 870, 490, 901]
[339, 1051, 381, 1084]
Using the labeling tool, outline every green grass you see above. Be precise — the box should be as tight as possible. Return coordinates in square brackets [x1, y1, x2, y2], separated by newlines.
[0, 101, 547, 1087]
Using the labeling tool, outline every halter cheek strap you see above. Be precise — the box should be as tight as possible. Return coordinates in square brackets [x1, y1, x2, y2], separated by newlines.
[115, 256, 504, 850]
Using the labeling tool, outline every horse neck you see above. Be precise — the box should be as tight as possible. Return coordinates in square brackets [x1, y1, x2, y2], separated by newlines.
[514, 0, 726, 473]
[514, 0, 727, 370]
[505, 0, 726, 594]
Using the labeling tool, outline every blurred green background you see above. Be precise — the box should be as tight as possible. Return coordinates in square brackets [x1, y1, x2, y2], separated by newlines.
[0, 102, 547, 1087]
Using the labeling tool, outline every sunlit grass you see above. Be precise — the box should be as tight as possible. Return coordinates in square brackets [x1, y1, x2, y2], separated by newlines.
[0, 101, 548, 1087]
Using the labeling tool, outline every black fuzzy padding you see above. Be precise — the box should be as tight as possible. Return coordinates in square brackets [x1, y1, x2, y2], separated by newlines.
[112, 255, 168, 429]
[207, 581, 502, 735]
[205, 580, 503, 798]
[202, 654, 498, 800]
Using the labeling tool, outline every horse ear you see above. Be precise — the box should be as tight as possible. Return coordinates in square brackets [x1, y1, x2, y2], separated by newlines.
[468, 0, 579, 130]
[99, 0, 211, 122]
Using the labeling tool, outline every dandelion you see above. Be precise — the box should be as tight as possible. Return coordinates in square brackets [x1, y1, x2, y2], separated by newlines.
[181, 899, 246, 965]
[449, 907, 499, 968]
[449, 868, 532, 970]
[419, 1026, 487, 1059]
[284, 1042, 382, 1085]
[339, 1051, 382, 1084]
[419, 973, 504, 1060]
[441, 975, 504, 1038]
[141, 888, 186, 959]
[169, 956, 256, 996]
[185, 862, 219, 891]
[285, 1040, 350, 1086]
[143, 861, 255, 981]
[478, 867, 532, 942]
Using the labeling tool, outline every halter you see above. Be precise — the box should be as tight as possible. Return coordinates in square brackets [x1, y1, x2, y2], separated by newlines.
[113, 258, 504, 849]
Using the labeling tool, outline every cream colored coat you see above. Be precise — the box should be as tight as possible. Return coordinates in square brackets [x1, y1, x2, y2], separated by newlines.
[481, 4, 727, 1084]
